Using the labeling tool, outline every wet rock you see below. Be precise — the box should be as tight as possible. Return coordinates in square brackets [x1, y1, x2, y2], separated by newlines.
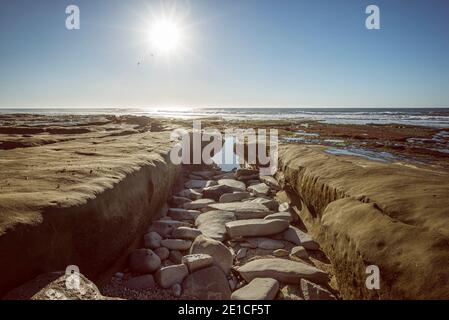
[231, 278, 279, 300]
[203, 184, 235, 201]
[183, 198, 216, 210]
[195, 210, 236, 241]
[208, 202, 271, 219]
[172, 226, 202, 240]
[218, 179, 247, 191]
[161, 239, 192, 251]
[264, 212, 293, 222]
[124, 275, 156, 290]
[260, 176, 281, 190]
[182, 254, 214, 273]
[237, 258, 328, 285]
[144, 232, 162, 249]
[219, 192, 251, 203]
[290, 246, 308, 260]
[154, 247, 170, 260]
[248, 183, 270, 196]
[182, 266, 231, 300]
[168, 208, 201, 221]
[129, 249, 161, 274]
[155, 264, 189, 289]
[177, 188, 202, 200]
[225, 219, 289, 238]
[190, 235, 233, 275]
[283, 226, 320, 250]
[169, 250, 183, 264]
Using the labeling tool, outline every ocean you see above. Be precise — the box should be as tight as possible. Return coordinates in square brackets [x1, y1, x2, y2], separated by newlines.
[1, 108, 449, 128]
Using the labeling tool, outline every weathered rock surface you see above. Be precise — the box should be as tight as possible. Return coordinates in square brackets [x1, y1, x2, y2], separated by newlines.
[177, 188, 202, 200]
[184, 180, 216, 189]
[144, 232, 162, 249]
[149, 220, 189, 238]
[260, 176, 281, 190]
[283, 226, 319, 250]
[168, 208, 200, 221]
[279, 144, 449, 299]
[182, 254, 213, 273]
[155, 264, 189, 288]
[183, 198, 216, 210]
[237, 258, 328, 285]
[251, 197, 278, 211]
[226, 219, 289, 238]
[264, 212, 293, 222]
[235, 168, 259, 178]
[290, 246, 308, 260]
[231, 278, 279, 300]
[203, 184, 235, 201]
[161, 239, 192, 251]
[195, 210, 236, 241]
[218, 179, 246, 191]
[219, 192, 251, 203]
[172, 226, 202, 240]
[129, 249, 161, 274]
[190, 235, 233, 274]
[208, 202, 271, 219]
[247, 183, 270, 196]
[257, 238, 285, 250]
[182, 266, 231, 300]
[154, 247, 170, 260]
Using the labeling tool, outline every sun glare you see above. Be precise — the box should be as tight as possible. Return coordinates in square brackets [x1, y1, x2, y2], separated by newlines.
[150, 18, 182, 54]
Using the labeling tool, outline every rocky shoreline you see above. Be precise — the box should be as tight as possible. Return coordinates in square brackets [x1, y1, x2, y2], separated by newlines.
[2, 114, 449, 300]
[100, 165, 338, 300]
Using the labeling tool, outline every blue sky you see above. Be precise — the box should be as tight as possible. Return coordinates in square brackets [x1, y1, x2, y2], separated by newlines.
[0, 0, 448, 108]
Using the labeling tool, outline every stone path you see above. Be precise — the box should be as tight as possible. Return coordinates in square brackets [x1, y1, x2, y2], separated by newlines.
[103, 165, 339, 300]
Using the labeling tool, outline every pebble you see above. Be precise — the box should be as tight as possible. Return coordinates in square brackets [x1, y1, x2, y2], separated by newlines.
[143, 232, 162, 249]
[154, 247, 170, 260]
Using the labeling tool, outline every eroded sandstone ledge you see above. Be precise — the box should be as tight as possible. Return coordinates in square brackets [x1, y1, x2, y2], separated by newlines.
[0, 130, 180, 297]
[278, 144, 449, 299]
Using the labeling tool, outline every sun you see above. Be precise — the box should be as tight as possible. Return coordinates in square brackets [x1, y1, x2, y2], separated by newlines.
[150, 18, 182, 54]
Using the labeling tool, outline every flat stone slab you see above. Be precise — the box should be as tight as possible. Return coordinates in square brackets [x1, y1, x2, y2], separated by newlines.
[207, 202, 271, 219]
[161, 239, 192, 251]
[182, 254, 213, 273]
[260, 176, 281, 190]
[218, 179, 246, 191]
[190, 235, 233, 275]
[172, 227, 202, 240]
[195, 210, 236, 241]
[184, 180, 217, 189]
[182, 266, 231, 300]
[183, 199, 216, 210]
[248, 183, 270, 196]
[251, 197, 278, 210]
[155, 264, 188, 289]
[168, 208, 201, 221]
[231, 278, 279, 300]
[203, 184, 235, 201]
[219, 192, 251, 203]
[264, 212, 293, 222]
[257, 238, 285, 250]
[237, 258, 328, 285]
[283, 226, 320, 250]
[225, 219, 289, 238]
[177, 189, 202, 200]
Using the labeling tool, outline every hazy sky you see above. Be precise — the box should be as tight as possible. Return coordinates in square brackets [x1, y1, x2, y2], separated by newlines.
[1, 0, 449, 108]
